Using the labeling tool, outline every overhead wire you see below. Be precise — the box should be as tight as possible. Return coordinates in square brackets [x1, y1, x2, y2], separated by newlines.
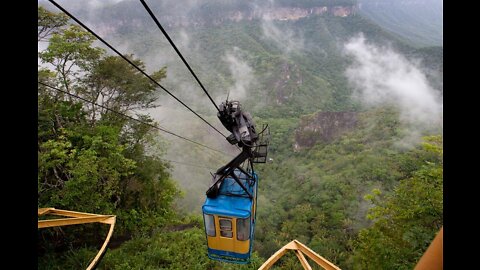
[161, 158, 217, 171]
[138, 0, 241, 152]
[38, 81, 233, 157]
[139, 0, 244, 152]
[47, 0, 228, 139]
[139, 0, 220, 113]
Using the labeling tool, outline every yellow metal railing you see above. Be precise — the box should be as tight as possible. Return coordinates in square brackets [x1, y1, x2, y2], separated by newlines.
[258, 239, 341, 270]
[38, 208, 116, 270]
[414, 227, 443, 270]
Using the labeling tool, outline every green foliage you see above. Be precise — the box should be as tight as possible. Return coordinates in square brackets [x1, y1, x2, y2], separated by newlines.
[38, 12, 165, 123]
[39, 24, 105, 85]
[255, 109, 442, 268]
[38, 8, 180, 268]
[85, 55, 167, 116]
[98, 226, 264, 269]
[38, 4, 442, 270]
[352, 136, 443, 269]
[39, 224, 265, 269]
[38, 246, 98, 270]
[38, 6, 69, 41]
[38, 126, 136, 214]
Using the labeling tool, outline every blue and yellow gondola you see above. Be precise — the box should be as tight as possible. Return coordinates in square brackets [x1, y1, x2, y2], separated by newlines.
[202, 169, 258, 264]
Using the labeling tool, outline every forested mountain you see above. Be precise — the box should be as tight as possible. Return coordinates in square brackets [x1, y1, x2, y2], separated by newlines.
[38, 1, 442, 269]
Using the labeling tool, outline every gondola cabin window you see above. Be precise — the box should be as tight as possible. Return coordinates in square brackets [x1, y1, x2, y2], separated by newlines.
[204, 214, 215, 237]
[219, 217, 233, 238]
[236, 217, 250, 241]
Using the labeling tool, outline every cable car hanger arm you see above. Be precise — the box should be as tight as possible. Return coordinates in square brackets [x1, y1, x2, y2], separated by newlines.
[206, 100, 268, 199]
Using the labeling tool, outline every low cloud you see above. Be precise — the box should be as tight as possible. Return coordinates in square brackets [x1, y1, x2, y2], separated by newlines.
[261, 18, 304, 54]
[344, 34, 443, 146]
[223, 48, 255, 101]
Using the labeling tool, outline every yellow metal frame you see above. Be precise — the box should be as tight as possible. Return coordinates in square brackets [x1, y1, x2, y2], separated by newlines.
[414, 227, 443, 270]
[258, 239, 341, 270]
[38, 208, 116, 270]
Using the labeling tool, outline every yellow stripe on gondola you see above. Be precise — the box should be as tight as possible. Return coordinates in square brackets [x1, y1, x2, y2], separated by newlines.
[206, 215, 250, 254]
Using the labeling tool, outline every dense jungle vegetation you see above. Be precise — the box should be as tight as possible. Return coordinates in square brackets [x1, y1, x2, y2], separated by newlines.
[38, 1, 442, 269]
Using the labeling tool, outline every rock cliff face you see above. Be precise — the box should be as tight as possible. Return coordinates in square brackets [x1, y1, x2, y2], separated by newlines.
[93, 5, 357, 35]
[294, 111, 358, 150]
[162, 5, 357, 27]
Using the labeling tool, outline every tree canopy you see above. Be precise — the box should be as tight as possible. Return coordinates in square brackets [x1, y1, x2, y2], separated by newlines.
[38, 7, 178, 254]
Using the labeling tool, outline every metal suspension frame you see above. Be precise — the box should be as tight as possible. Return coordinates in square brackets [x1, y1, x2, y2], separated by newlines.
[258, 239, 341, 270]
[206, 146, 256, 199]
[206, 99, 269, 199]
[38, 208, 116, 270]
[206, 124, 268, 199]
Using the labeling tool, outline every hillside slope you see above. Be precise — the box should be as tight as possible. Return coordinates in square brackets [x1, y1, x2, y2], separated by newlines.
[358, 0, 443, 47]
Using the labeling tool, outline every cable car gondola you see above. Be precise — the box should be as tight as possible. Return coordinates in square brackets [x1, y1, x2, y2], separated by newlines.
[202, 168, 258, 263]
[202, 100, 269, 263]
